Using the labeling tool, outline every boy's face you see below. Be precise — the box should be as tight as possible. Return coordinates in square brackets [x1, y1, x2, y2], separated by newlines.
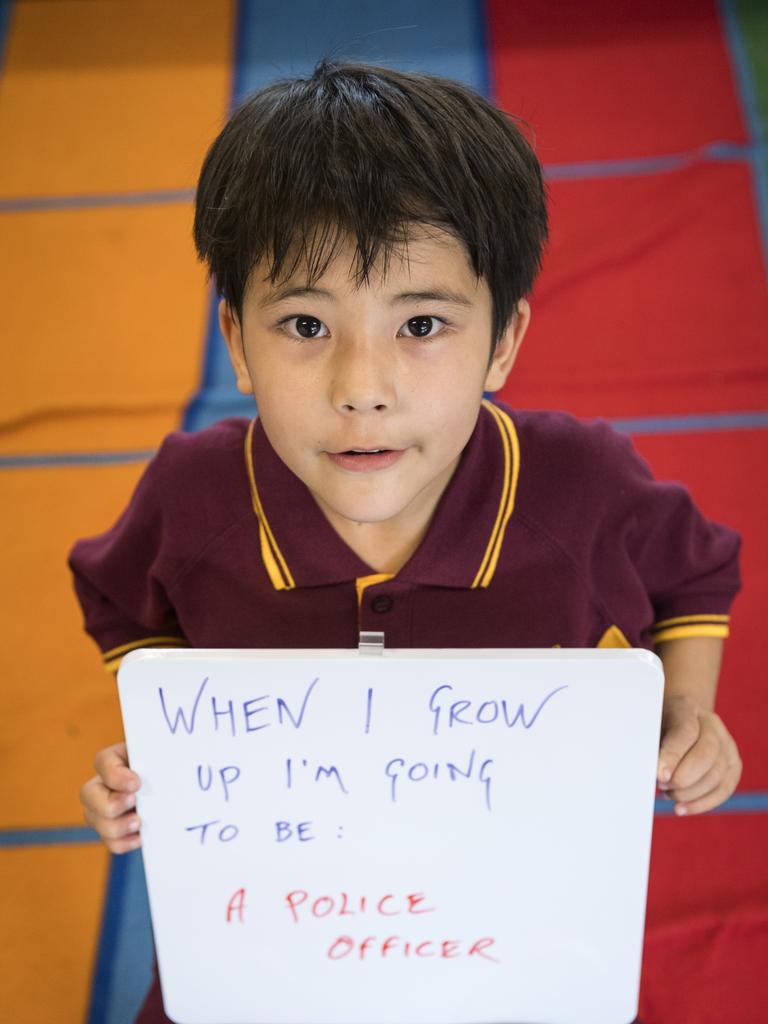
[220, 228, 529, 543]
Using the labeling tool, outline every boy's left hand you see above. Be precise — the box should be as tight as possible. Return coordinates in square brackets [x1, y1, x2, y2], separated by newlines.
[657, 694, 742, 815]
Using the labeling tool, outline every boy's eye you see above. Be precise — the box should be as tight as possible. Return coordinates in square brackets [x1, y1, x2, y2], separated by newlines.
[279, 314, 446, 340]
[400, 316, 444, 338]
[281, 315, 329, 339]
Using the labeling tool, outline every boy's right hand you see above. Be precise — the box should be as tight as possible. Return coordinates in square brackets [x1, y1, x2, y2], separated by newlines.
[80, 742, 142, 853]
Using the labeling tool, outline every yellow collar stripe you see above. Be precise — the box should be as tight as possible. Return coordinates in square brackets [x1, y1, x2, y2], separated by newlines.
[597, 625, 631, 649]
[244, 420, 296, 591]
[102, 635, 189, 661]
[472, 401, 520, 589]
[102, 635, 190, 673]
[652, 613, 730, 629]
[653, 623, 730, 642]
[356, 573, 396, 607]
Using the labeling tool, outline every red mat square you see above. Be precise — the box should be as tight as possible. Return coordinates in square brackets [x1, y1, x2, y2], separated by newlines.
[632, 430, 768, 790]
[499, 162, 768, 417]
[646, 814, 768, 926]
[486, 0, 746, 164]
[641, 814, 768, 1024]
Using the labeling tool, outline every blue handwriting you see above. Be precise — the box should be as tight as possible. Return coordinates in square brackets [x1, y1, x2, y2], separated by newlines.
[428, 684, 568, 736]
[196, 764, 241, 802]
[158, 677, 319, 737]
[384, 749, 494, 810]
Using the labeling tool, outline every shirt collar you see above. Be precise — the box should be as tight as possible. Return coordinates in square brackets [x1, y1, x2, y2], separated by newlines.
[245, 399, 520, 591]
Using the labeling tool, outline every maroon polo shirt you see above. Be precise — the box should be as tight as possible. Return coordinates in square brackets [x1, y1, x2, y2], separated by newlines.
[69, 400, 740, 671]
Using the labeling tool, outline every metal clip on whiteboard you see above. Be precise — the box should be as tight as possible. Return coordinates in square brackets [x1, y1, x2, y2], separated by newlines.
[358, 631, 385, 655]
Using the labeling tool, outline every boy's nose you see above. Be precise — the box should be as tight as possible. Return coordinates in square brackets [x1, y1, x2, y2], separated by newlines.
[330, 339, 396, 414]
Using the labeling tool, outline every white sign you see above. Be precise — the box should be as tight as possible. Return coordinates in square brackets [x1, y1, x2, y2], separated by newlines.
[118, 648, 663, 1024]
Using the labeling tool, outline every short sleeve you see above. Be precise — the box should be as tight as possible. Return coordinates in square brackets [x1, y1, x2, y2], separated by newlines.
[68, 439, 189, 672]
[599, 429, 741, 645]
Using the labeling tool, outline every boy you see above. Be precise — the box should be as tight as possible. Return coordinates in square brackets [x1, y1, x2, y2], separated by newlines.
[74, 61, 741, 1021]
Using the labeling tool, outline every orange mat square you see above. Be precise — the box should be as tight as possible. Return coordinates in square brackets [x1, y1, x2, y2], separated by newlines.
[0, 843, 108, 1024]
[0, 0, 233, 197]
[1, 462, 147, 828]
[0, 204, 209, 454]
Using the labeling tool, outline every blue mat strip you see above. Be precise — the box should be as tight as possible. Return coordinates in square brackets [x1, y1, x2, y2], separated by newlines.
[87, 853, 130, 1024]
[3, 791, 768, 850]
[609, 410, 768, 435]
[0, 0, 13, 78]
[2, 145, 762, 212]
[2, 411, 767, 471]
[86, 849, 153, 1024]
[0, 825, 98, 847]
[654, 791, 768, 815]
[0, 449, 157, 469]
[545, 141, 763, 181]
[0, 188, 195, 213]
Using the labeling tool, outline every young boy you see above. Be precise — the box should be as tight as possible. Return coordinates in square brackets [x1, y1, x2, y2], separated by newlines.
[74, 60, 742, 1022]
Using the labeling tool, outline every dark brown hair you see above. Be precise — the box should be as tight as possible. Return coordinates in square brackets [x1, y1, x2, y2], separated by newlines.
[193, 59, 548, 346]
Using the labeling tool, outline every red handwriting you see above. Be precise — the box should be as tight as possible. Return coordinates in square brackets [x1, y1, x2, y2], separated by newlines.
[327, 936, 499, 963]
[284, 890, 435, 924]
[282, 890, 498, 963]
[226, 888, 246, 923]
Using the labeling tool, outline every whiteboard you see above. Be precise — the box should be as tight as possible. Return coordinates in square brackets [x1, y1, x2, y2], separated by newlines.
[117, 647, 663, 1024]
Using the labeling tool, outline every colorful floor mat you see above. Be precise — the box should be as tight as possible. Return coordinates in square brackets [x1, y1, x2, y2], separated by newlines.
[1, 1, 766, 1022]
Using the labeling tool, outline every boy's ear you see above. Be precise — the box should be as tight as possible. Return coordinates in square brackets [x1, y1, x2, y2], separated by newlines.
[484, 299, 530, 393]
[218, 299, 254, 395]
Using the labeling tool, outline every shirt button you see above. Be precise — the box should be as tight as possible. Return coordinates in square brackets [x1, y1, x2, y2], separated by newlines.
[371, 595, 393, 614]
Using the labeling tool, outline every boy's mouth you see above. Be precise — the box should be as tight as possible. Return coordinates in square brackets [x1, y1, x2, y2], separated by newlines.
[326, 448, 406, 472]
